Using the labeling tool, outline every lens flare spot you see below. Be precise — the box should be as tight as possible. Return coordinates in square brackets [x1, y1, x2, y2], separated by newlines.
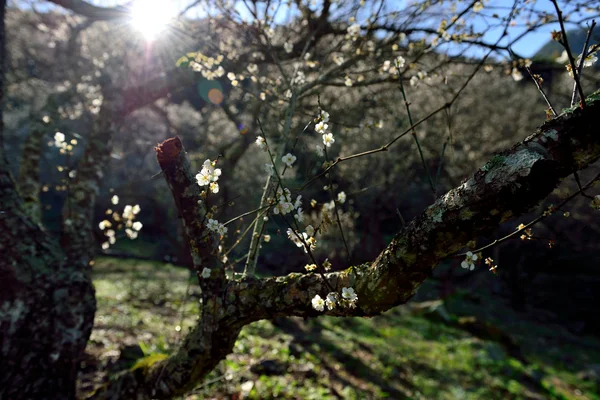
[208, 88, 224, 105]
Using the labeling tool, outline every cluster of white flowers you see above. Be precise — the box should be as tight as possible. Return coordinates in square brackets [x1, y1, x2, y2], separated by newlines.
[410, 71, 428, 87]
[99, 203, 142, 250]
[382, 56, 405, 75]
[196, 159, 222, 194]
[287, 228, 315, 253]
[284, 42, 293, 53]
[273, 187, 302, 216]
[461, 251, 478, 270]
[123, 204, 141, 220]
[562, 47, 599, 77]
[54, 132, 66, 149]
[312, 287, 358, 312]
[346, 23, 361, 40]
[122, 204, 142, 239]
[201, 267, 211, 279]
[206, 218, 228, 236]
[315, 109, 334, 148]
[189, 53, 226, 80]
[292, 70, 306, 86]
[51, 132, 77, 154]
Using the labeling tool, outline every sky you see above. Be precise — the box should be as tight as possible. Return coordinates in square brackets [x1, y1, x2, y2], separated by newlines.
[30, 0, 598, 58]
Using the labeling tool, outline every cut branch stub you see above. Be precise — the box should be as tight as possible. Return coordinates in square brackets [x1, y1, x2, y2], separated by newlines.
[155, 137, 225, 289]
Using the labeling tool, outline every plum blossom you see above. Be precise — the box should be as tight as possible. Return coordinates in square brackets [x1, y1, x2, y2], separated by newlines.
[282, 153, 297, 167]
[312, 294, 325, 311]
[461, 251, 478, 270]
[323, 133, 335, 147]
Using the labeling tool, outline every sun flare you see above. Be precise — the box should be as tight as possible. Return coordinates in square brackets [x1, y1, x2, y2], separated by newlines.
[130, 1, 174, 40]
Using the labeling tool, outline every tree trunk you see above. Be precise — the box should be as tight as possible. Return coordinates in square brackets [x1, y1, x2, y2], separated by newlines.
[0, 2, 95, 397]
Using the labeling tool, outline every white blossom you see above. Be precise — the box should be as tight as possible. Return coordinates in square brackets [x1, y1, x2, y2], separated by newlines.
[201, 268, 211, 278]
[461, 251, 478, 270]
[341, 287, 358, 307]
[322, 133, 335, 147]
[265, 163, 275, 176]
[511, 68, 523, 82]
[294, 207, 304, 222]
[206, 219, 219, 232]
[196, 159, 222, 189]
[305, 224, 315, 237]
[315, 121, 328, 134]
[395, 56, 406, 69]
[326, 293, 338, 310]
[311, 294, 325, 311]
[282, 153, 297, 167]
[255, 136, 267, 150]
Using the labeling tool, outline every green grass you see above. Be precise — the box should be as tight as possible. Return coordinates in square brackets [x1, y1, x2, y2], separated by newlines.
[80, 258, 600, 399]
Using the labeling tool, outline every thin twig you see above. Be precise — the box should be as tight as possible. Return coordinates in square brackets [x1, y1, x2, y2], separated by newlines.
[550, 0, 587, 108]
[398, 78, 436, 198]
[571, 20, 596, 106]
[324, 148, 351, 264]
[455, 172, 600, 257]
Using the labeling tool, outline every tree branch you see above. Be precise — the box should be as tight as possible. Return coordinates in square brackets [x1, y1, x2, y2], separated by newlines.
[237, 90, 600, 320]
[94, 90, 600, 399]
[47, 0, 129, 21]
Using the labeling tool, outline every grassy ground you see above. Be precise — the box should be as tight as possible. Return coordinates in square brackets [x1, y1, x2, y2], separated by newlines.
[79, 258, 600, 399]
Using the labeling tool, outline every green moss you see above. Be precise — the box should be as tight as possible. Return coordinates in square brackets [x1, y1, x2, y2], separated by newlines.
[130, 353, 168, 372]
[482, 154, 506, 172]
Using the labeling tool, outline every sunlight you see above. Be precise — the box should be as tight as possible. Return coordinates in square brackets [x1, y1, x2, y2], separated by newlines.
[129, 1, 174, 41]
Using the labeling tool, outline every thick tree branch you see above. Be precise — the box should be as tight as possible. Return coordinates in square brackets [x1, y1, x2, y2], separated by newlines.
[237, 91, 600, 320]
[119, 68, 195, 118]
[95, 90, 600, 399]
[154, 137, 225, 286]
[47, 0, 129, 21]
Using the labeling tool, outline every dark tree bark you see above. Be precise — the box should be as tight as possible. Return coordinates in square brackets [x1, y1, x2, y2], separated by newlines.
[0, 5, 95, 400]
